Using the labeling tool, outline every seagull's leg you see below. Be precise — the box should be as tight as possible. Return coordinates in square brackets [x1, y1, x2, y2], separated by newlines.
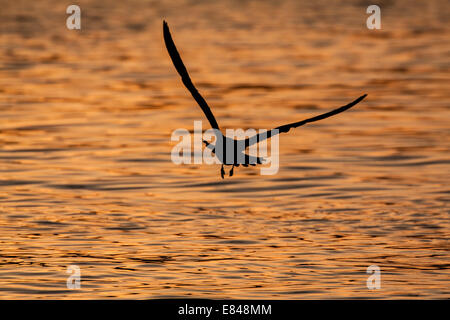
[220, 164, 225, 179]
[229, 165, 234, 177]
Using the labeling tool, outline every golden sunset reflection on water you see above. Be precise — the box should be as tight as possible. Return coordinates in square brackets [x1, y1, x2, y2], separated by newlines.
[0, 0, 448, 298]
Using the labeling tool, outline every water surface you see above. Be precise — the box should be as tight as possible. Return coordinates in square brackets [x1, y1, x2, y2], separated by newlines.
[0, 0, 448, 298]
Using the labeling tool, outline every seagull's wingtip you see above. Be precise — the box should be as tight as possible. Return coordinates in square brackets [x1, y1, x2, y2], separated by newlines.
[163, 21, 170, 37]
[357, 93, 368, 102]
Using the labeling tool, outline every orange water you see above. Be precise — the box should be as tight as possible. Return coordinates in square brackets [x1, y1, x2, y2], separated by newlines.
[0, 0, 448, 298]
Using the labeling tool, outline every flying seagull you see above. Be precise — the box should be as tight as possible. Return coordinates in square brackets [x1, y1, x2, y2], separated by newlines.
[163, 21, 367, 178]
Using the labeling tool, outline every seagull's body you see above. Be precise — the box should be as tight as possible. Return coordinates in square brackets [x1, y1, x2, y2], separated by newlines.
[163, 21, 367, 178]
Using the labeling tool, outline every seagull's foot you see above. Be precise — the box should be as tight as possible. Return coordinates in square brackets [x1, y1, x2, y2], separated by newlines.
[220, 165, 225, 179]
[229, 165, 234, 177]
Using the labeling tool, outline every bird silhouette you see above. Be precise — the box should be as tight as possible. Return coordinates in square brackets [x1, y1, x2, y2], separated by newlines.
[163, 21, 367, 178]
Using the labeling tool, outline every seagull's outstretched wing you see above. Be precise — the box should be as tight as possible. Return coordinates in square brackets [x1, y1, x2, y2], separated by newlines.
[163, 21, 220, 130]
[244, 94, 367, 146]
